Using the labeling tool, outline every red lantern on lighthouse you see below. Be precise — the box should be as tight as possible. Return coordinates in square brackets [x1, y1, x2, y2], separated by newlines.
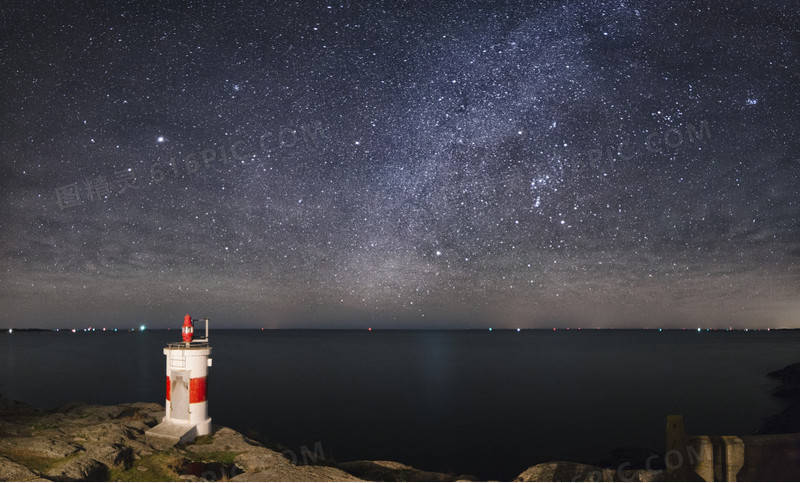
[182, 314, 194, 342]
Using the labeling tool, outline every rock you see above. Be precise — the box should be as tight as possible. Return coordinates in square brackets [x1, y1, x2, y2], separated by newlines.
[767, 363, 800, 385]
[0, 397, 42, 438]
[759, 362, 800, 434]
[230, 464, 362, 481]
[514, 461, 664, 482]
[0, 454, 45, 481]
[757, 401, 800, 434]
[182, 429, 360, 481]
[84, 443, 134, 469]
[55, 401, 89, 414]
[233, 447, 287, 473]
[767, 364, 800, 401]
[185, 427, 263, 454]
[0, 436, 82, 459]
[338, 460, 475, 481]
[516, 461, 609, 482]
[79, 421, 136, 444]
[112, 402, 164, 427]
[0, 397, 42, 416]
[178, 475, 209, 482]
[44, 456, 107, 481]
[775, 386, 800, 399]
[186, 427, 287, 474]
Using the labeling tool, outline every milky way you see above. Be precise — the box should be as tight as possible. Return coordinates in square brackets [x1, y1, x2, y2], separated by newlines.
[2, 1, 798, 329]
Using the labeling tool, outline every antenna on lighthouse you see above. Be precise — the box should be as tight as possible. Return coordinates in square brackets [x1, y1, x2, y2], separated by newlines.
[194, 317, 209, 343]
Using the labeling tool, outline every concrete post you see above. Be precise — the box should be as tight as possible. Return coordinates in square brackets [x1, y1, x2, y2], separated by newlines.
[666, 415, 689, 481]
[688, 435, 714, 482]
[721, 436, 745, 482]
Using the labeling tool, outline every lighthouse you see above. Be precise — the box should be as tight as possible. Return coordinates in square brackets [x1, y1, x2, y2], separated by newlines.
[146, 314, 212, 445]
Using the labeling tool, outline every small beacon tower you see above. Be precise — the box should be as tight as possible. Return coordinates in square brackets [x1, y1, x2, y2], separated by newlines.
[146, 314, 212, 444]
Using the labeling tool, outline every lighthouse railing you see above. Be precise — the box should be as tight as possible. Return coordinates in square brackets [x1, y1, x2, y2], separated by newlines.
[167, 340, 210, 349]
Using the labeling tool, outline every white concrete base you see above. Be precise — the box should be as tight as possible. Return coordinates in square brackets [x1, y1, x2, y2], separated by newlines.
[145, 417, 212, 445]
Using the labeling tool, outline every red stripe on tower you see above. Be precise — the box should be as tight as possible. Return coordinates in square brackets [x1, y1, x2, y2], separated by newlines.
[166, 375, 171, 401]
[189, 377, 207, 403]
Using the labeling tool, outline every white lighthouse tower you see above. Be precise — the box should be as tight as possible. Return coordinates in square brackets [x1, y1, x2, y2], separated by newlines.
[146, 314, 212, 445]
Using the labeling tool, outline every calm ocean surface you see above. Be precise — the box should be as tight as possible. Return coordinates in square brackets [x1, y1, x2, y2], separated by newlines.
[1, 329, 797, 479]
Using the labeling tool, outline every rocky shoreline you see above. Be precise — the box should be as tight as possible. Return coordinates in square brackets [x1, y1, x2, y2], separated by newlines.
[0, 396, 669, 482]
[0, 397, 466, 482]
[756, 362, 800, 435]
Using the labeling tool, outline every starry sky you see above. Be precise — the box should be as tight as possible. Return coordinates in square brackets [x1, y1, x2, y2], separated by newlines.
[2, 1, 798, 329]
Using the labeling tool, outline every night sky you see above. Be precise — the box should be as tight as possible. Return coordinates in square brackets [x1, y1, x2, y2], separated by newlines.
[2, 1, 798, 330]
